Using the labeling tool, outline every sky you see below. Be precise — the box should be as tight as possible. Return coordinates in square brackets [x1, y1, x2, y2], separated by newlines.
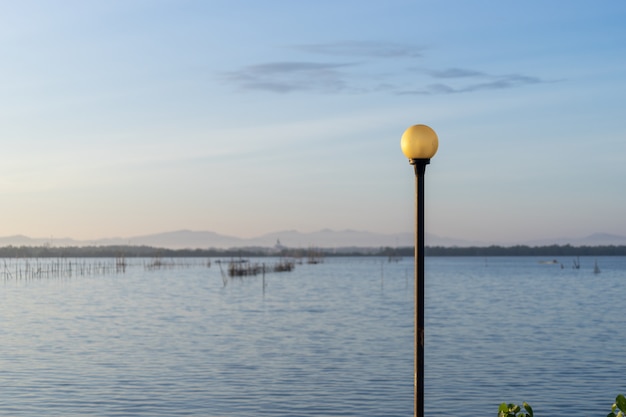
[1, 0, 625, 244]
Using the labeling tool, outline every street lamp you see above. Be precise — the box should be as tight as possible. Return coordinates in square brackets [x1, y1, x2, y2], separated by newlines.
[401, 124, 438, 417]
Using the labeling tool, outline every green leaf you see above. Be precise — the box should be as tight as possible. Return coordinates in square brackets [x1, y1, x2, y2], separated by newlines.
[499, 403, 509, 414]
[523, 402, 534, 417]
[512, 405, 521, 414]
[616, 395, 626, 412]
[607, 413, 617, 417]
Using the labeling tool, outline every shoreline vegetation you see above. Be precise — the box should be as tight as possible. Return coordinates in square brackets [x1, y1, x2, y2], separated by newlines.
[1, 244, 626, 258]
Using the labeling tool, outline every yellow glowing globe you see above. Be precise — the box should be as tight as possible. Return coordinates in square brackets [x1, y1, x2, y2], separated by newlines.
[400, 124, 439, 160]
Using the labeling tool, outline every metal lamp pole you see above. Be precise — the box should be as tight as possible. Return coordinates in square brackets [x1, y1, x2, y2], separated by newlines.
[400, 125, 439, 417]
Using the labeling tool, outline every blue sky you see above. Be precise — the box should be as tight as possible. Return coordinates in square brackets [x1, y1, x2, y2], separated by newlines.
[2, 0, 625, 243]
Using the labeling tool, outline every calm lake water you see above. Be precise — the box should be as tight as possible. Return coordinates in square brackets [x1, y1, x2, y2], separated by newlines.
[0, 256, 624, 416]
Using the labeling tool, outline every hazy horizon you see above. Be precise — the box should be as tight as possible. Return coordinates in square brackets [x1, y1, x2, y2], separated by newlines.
[3, 228, 626, 250]
[2, 1, 625, 243]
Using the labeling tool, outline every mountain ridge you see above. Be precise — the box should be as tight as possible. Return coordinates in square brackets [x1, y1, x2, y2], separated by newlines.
[1, 230, 626, 249]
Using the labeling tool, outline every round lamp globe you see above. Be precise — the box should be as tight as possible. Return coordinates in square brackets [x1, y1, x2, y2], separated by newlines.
[401, 124, 439, 160]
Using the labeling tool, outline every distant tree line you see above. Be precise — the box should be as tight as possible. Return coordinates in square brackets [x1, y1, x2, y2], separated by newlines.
[1, 244, 626, 258]
[0, 245, 273, 258]
[380, 245, 626, 257]
[423, 244, 626, 256]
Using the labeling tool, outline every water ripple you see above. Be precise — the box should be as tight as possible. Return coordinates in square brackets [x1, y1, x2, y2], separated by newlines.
[1, 256, 624, 416]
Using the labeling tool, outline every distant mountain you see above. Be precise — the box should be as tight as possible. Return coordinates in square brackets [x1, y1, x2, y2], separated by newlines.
[0, 229, 467, 249]
[0, 235, 35, 246]
[127, 229, 416, 249]
[225, 229, 477, 249]
[249, 229, 411, 248]
[127, 230, 246, 249]
[1, 230, 625, 250]
[0, 235, 81, 247]
[523, 233, 626, 247]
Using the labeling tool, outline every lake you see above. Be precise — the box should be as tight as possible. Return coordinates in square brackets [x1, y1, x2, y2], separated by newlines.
[0, 256, 624, 416]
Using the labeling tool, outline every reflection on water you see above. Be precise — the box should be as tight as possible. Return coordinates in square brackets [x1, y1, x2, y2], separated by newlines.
[0, 256, 625, 416]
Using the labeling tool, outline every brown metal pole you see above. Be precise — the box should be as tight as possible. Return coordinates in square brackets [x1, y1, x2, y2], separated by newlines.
[412, 158, 429, 417]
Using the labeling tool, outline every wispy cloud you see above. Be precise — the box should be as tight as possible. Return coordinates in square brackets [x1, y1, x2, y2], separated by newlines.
[399, 68, 548, 95]
[425, 68, 488, 78]
[220, 41, 424, 94]
[293, 41, 424, 58]
[464, 74, 544, 91]
[221, 62, 355, 93]
[222, 41, 549, 95]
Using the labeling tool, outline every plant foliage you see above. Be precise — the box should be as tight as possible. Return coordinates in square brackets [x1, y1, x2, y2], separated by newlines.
[498, 402, 533, 417]
[499, 394, 626, 417]
[607, 394, 626, 417]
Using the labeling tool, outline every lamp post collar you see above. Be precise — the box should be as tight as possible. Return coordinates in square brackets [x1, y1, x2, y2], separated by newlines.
[409, 158, 430, 177]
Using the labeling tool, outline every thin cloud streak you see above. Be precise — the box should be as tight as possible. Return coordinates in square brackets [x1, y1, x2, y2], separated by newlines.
[294, 41, 424, 58]
[223, 50, 549, 95]
[221, 39, 549, 96]
[399, 68, 548, 95]
[221, 62, 355, 93]
[425, 68, 488, 78]
[221, 41, 425, 94]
